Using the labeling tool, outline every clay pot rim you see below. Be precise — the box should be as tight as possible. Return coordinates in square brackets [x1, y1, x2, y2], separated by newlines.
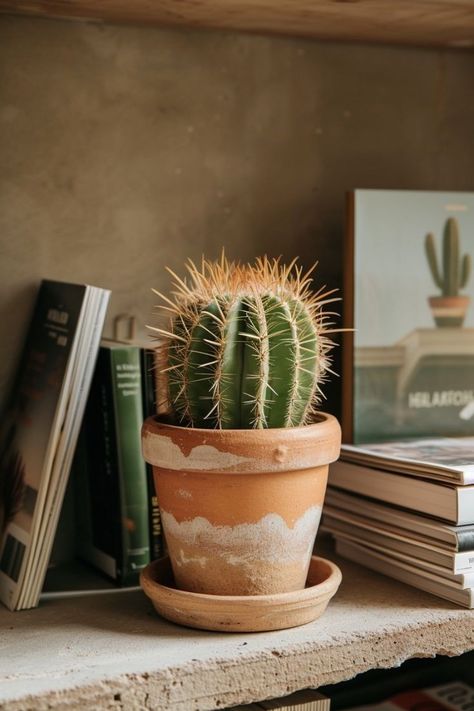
[428, 295, 470, 305]
[142, 412, 341, 472]
[144, 410, 336, 436]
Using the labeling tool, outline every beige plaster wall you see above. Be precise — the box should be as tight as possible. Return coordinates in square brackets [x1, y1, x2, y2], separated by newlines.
[1, 16, 474, 411]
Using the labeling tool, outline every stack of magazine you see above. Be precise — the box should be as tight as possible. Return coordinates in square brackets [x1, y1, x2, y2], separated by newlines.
[0, 280, 110, 610]
[330, 188, 474, 608]
[325, 438, 474, 607]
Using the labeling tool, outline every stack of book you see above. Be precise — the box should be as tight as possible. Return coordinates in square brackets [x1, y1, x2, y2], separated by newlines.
[231, 680, 474, 711]
[324, 437, 474, 608]
[0, 284, 164, 611]
[341, 681, 474, 711]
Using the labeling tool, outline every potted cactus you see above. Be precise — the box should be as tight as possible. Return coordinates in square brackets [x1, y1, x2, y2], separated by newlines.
[425, 217, 471, 328]
[142, 255, 341, 597]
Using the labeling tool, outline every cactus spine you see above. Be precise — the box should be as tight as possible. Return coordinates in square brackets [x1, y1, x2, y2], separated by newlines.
[425, 217, 471, 296]
[152, 256, 337, 429]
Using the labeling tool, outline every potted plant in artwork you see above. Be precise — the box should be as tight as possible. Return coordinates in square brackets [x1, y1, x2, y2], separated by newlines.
[425, 217, 471, 328]
[141, 255, 342, 630]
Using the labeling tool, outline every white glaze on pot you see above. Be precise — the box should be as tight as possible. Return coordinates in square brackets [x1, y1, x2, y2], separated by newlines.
[161, 506, 322, 594]
[143, 433, 253, 471]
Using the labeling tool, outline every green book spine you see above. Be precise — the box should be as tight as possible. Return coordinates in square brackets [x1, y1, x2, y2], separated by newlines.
[110, 346, 150, 585]
[141, 348, 163, 561]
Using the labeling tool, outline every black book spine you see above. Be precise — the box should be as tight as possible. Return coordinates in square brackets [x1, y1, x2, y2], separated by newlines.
[456, 529, 474, 552]
[141, 348, 163, 561]
[74, 347, 122, 580]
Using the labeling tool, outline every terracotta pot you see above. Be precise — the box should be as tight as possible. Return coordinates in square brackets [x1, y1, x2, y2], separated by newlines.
[141, 413, 341, 596]
[428, 295, 470, 328]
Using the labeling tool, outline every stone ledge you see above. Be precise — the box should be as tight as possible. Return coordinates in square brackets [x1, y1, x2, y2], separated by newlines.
[1, 546, 474, 711]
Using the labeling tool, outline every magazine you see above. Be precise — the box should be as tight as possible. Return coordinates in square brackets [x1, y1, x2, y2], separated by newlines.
[325, 488, 474, 551]
[336, 538, 474, 608]
[329, 459, 474, 525]
[0, 280, 110, 610]
[323, 511, 474, 574]
[342, 437, 474, 485]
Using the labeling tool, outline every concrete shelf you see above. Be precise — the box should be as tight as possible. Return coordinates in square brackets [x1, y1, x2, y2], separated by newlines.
[2, 545, 474, 711]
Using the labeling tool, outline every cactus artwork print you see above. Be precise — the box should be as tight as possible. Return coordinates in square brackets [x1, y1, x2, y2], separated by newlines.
[425, 218, 471, 297]
[424, 218, 472, 328]
[344, 190, 474, 443]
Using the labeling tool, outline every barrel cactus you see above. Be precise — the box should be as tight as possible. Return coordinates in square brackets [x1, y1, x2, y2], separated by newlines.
[152, 255, 338, 429]
[425, 217, 471, 296]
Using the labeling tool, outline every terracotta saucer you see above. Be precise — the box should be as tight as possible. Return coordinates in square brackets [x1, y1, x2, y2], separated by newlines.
[140, 555, 342, 632]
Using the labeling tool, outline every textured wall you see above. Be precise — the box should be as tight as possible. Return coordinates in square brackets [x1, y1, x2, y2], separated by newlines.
[1, 16, 474, 412]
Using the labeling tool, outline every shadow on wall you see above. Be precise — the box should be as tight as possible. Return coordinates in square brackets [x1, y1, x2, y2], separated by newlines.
[0, 284, 38, 407]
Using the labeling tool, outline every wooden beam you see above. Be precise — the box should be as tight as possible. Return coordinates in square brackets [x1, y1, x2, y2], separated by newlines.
[1, 0, 474, 48]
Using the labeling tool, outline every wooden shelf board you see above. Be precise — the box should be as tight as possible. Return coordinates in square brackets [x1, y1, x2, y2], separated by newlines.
[1, 542, 474, 711]
[1, 1, 474, 48]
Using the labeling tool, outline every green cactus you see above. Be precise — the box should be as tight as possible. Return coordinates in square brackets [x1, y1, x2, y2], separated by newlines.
[152, 256, 338, 429]
[424, 217, 471, 296]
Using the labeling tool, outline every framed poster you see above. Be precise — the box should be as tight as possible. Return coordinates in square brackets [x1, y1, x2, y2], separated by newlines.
[343, 190, 474, 443]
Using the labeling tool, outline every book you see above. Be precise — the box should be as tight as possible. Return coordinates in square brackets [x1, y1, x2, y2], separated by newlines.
[0, 280, 110, 610]
[325, 489, 474, 552]
[344, 681, 474, 710]
[74, 342, 150, 586]
[343, 190, 474, 444]
[109, 313, 163, 562]
[336, 538, 474, 608]
[322, 513, 474, 575]
[328, 460, 474, 524]
[140, 346, 163, 561]
[324, 524, 474, 587]
[228, 690, 330, 711]
[259, 691, 330, 711]
[341, 437, 474, 485]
